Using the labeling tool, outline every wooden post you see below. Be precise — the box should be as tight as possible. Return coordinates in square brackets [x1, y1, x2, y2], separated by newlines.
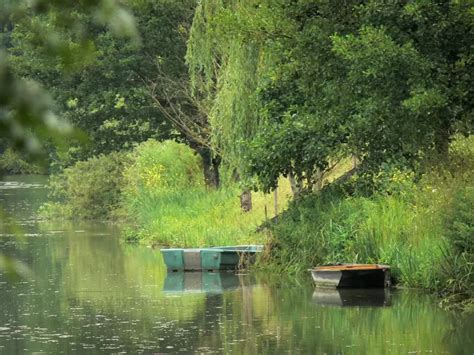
[240, 189, 252, 212]
[274, 187, 278, 217]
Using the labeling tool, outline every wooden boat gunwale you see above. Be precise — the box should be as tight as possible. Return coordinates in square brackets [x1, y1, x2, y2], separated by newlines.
[311, 264, 390, 272]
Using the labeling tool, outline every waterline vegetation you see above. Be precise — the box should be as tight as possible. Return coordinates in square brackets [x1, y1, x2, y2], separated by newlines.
[261, 135, 473, 311]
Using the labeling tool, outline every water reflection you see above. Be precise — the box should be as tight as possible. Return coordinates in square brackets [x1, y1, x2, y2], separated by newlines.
[0, 175, 473, 354]
[312, 288, 391, 307]
[163, 272, 256, 294]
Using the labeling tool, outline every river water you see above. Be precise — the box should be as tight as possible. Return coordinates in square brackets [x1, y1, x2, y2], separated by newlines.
[0, 175, 472, 354]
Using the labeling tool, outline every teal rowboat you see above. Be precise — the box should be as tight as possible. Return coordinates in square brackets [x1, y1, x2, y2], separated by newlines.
[160, 245, 263, 272]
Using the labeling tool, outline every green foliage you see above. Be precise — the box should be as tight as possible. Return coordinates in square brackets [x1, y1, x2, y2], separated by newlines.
[7, 0, 195, 161]
[440, 186, 474, 310]
[42, 139, 204, 221]
[444, 187, 474, 255]
[41, 152, 130, 219]
[0, 148, 46, 174]
[265, 182, 445, 290]
[188, 0, 474, 191]
[122, 139, 265, 246]
[345, 163, 418, 197]
[187, 1, 278, 175]
[123, 139, 203, 196]
[265, 142, 473, 293]
[262, 136, 474, 310]
[0, 0, 139, 160]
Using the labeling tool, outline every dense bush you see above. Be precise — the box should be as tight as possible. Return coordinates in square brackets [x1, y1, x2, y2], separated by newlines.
[40, 152, 130, 219]
[444, 187, 474, 254]
[123, 139, 203, 198]
[0, 148, 46, 175]
[41, 139, 202, 220]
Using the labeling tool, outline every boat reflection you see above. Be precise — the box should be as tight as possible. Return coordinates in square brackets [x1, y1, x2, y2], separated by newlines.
[163, 272, 256, 294]
[312, 288, 392, 307]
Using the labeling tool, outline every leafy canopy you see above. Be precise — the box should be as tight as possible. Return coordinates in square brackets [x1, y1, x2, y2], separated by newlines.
[187, 0, 474, 192]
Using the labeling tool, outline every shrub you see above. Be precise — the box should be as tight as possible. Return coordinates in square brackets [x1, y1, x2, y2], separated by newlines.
[123, 140, 203, 198]
[444, 187, 474, 254]
[41, 151, 130, 219]
[0, 148, 46, 175]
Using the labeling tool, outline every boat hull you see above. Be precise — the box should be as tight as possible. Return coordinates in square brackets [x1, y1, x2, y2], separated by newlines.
[310, 264, 391, 288]
[161, 245, 263, 272]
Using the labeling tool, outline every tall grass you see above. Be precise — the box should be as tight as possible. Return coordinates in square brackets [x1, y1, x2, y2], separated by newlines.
[263, 186, 445, 287]
[122, 140, 291, 247]
[264, 136, 473, 303]
[124, 187, 278, 247]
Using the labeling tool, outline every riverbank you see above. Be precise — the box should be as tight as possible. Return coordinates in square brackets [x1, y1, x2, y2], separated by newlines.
[260, 136, 473, 311]
[3, 174, 474, 353]
[39, 139, 292, 247]
[38, 137, 473, 311]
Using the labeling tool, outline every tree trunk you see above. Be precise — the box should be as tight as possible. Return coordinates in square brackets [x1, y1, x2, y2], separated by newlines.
[289, 171, 302, 197]
[191, 143, 221, 188]
[273, 188, 278, 217]
[352, 155, 358, 169]
[200, 149, 221, 188]
[240, 189, 252, 212]
[435, 124, 450, 160]
[232, 170, 252, 212]
[312, 168, 324, 192]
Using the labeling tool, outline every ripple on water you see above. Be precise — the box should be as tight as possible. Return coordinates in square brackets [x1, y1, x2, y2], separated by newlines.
[0, 181, 45, 189]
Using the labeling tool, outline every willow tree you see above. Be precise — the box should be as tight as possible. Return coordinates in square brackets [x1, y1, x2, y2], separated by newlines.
[186, 0, 288, 207]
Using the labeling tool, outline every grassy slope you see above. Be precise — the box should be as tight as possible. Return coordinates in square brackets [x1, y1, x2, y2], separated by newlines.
[262, 136, 473, 310]
[125, 155, 356, 248]
[125, 178, 293, 247]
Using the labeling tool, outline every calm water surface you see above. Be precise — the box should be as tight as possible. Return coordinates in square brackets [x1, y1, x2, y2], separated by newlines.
[0, 175, 472, 354]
